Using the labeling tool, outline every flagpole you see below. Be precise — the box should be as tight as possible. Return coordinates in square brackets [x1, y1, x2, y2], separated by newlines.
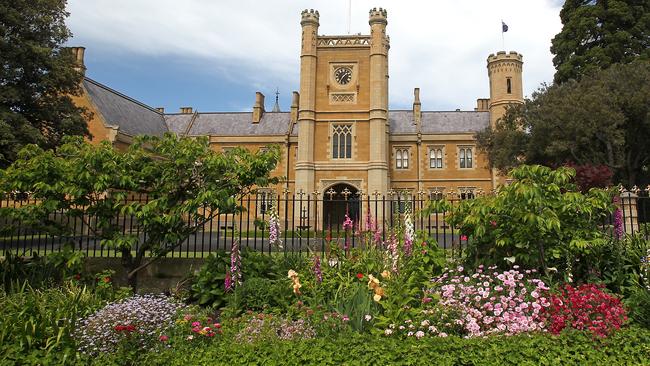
[501, 19, 505, 50]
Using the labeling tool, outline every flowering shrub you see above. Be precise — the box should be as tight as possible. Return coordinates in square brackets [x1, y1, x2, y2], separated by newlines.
[234, 313, 315, 343]
[74, 294, 185, 354]
[174, 312, 223, 342]
[544, 283, 627, 337]
[425, 265, 550, 337]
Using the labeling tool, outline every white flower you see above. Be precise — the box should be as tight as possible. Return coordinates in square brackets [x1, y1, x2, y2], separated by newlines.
[364, 315, 372, 321]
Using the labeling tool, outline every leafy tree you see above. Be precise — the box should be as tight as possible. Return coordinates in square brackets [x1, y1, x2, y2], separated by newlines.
[0, 0, 90, 168]
[476, 60, 650, 186]
[551, 0, 650, 84]
[443, 165, 613, 275]
[0, 134, 280, 289]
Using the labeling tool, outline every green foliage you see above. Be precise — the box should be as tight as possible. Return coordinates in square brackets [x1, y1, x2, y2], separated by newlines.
[551, 0, 650, 84]
[0, 246, 85, 292]
[476, 61, 650, 186]
[0, 134, 281, 289]
[626, 286, 650, 328]
[585, 234, 650, 294]
[228, 277, 294, 314]
[187, 252, 229, 307]
[445, 165, 613, 272]
[0, 0, 90, 168]
[0, 282, 116, 365]
[87, 327, 650, 366]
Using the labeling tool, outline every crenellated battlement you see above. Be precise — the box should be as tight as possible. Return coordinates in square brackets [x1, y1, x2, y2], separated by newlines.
[301, 9, 320, 26]
[317, 35, 371, 47]
[487, 51, 523, 63]
[369, 7, 387, 24]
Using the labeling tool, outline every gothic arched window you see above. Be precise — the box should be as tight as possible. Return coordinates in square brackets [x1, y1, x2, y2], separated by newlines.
[332, 124, 352, 159]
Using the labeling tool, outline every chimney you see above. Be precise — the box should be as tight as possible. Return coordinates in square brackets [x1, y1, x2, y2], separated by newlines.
[155, 107, 165, 113]
[180, 107, 193, 114]
[252, 92, 265, 123]
[68, 47, 86, 74]
[475, 98, 489, 111]
[413, 88, 422, 127]
[290, 91, 299, 124]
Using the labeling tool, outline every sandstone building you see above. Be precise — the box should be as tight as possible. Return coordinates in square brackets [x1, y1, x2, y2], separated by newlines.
[68, 8, 524, 227]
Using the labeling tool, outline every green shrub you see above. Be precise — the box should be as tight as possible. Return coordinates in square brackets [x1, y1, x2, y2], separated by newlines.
[445, 165, 613, 273]
[585, 234, 650, 294]
[625, 286, 650, 328]
[88, 326, 650, 366]
[0, 246, 85, 292]
[187, 252, 229, 307]
[227, 277, 293, 314]
[0, 282, 113, 365]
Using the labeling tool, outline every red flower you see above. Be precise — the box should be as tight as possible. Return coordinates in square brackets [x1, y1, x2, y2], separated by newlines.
[460, 235, 468, 241]
[356, 273, 364, 279]
[213, 323, 221, 329]
[103, 277, 111, 283]
[73, 274, 81, 280]
[159, 335, 169, 342]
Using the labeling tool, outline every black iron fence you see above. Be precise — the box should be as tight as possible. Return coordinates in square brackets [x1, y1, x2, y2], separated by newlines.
[1, 189, 648, 258]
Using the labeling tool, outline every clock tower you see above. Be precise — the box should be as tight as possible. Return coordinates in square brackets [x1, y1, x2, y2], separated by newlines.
[295, 8, 390, 210]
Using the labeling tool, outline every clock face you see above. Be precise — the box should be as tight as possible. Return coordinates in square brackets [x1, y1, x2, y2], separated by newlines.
[334, 67, 352, 85]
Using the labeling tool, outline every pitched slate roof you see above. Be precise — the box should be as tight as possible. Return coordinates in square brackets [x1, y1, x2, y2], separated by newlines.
[169, 112, 292, 136]
[388, 110, 489, 135]
[421, 111, 489, 134]
[83, 78, 168, 137]
[82, 78, 488, 138]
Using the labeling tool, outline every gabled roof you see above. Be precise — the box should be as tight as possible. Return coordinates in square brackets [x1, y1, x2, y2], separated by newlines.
[82, 78, 168, 137]
[421, 111, 489, 134]
[389, 110, 489, 135]
[166, 112, 292, 136]
[82, 78, 488, 138]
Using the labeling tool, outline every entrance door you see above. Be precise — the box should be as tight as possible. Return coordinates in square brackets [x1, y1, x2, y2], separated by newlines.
[323, 183, 360, 230]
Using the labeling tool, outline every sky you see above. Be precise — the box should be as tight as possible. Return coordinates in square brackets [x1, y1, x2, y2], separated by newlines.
[65, 0, 565, 113]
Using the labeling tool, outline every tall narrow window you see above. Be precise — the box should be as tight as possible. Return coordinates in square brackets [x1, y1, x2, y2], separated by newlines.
[332, 124, 352, 159]
[506, 78, 512, 94]
[429, 147, 443, 169]
[459, 147, 473, 168]
[395, 148, 409, 169]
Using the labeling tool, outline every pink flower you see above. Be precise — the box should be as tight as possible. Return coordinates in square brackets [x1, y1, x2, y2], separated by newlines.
[460, 235, 468, 241]
[191, 321, 201, 327]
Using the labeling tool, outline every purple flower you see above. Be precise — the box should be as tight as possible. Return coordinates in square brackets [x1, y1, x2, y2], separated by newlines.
[229, 240, 243, 288]
[224, 269, 232, 292]
[342, 213, 354, 230]
[312, 255, 322, 284]
[269, 208, 283, 248]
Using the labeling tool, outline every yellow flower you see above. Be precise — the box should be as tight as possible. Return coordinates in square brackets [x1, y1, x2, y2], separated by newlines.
[381, 270, 391, 279]
[367, 274, 380, 289]
[287, 269, 298, 278]
[373, 294, 382, 302]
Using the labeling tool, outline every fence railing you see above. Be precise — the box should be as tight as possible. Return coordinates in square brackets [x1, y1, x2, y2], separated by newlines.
[1, 190, 648, 258]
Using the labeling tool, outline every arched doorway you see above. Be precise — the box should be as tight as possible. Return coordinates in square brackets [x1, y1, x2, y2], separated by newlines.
[323, 183, 360, 230]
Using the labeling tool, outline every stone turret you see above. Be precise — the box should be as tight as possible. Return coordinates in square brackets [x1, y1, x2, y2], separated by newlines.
[487, 51, 523, 127]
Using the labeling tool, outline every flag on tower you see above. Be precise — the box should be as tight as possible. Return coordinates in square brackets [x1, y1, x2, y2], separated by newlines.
[502, 21, 509, 33]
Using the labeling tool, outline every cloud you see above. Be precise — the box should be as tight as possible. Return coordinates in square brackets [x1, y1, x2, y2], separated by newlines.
[66, 0, 563, 110]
